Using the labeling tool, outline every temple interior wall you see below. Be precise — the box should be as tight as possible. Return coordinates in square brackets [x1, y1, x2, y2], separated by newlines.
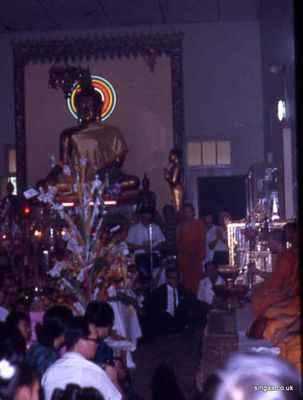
[0, 7, 296, 213]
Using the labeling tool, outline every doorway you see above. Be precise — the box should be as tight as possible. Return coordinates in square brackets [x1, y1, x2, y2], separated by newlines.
[197, 175, 246, 222]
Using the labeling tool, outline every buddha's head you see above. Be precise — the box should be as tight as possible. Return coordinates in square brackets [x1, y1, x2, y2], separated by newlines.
[74, 71, 103, 123]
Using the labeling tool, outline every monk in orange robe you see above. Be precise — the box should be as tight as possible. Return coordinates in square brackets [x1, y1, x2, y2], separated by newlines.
[265, 307, 301, 373]
[251, 229, 298, 318]
[176, 203, 206, 294]
[262, 276, 301, 372]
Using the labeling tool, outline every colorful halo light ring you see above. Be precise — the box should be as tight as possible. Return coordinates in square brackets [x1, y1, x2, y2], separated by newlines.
[67, 75, 117, 121]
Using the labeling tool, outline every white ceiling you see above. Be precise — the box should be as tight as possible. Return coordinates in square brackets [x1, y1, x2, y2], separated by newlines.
[0, 0, 262, 34]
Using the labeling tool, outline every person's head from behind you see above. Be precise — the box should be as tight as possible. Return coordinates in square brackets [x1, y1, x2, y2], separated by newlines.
[182, 203, 195, 221]
[6, 312, 31, 343]
[268, 229, 286, 253]
[65, 317, 98, 360]
[0, 289, 7, 306]
[218, 211, 230, 227]
[205, 262, 218, 283]
[51, 383, 104, 400]
[139, 206, 153, 226]
[204, 213, 214, 229]
[35, 305, 73, 350]
[6, 182, 14, 196]
[0, 322, 26, 362]
[162, 204, 175, 221]
[150, 362, 185, 400]
[212, 353, 301, 400]
[0, 360, 39, 400]
[165, 267, 180, 289]
[283, 222, 299, 247]
[85, 301, 114, 340]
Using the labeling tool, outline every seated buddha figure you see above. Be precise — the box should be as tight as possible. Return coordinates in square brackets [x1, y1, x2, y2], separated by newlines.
[59, 72, 139, 192]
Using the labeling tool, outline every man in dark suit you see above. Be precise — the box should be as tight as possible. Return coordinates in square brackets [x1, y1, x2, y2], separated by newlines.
[148, 267, 193, 335]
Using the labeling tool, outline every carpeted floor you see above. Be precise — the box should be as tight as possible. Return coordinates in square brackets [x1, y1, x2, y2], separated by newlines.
[131, 328, 203, 400]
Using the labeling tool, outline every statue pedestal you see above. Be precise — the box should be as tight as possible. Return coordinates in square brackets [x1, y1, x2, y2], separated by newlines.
[196, 309, 238, 392]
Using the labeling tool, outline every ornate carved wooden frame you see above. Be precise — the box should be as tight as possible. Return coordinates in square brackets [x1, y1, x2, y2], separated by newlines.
[12, 32, 184, 192]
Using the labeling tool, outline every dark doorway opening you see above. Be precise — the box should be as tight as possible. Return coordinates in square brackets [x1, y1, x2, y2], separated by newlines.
[197, 175, 246, 222]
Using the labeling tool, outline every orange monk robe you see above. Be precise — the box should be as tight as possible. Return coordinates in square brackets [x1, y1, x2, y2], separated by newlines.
[264, 308, 301, 374]
[177, 219, 206, 294]
[263, 291, 301, 373]
[264, 299, 300, 342]
[252, 249, 298, 318]
[280, 335, 302, 374]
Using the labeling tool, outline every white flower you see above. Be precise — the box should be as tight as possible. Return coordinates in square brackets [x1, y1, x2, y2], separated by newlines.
[110, 225, 121, 234]
[50, 155, 56, 168]
[48, 261, 64, 278]
[0, 359, 15, 380]
[73, 302, 85, 316]
[47, 185, 58, 195]
[77, 269, 85, 282]
[92, 286, 100, 300]
[77, 263, 93, 282]
[38, 190, 53, 204]
[79, 157, 87, 167]
[91, 176, 102, 193]
[66, 235, 84, 254]
[63, 165, 71, 176]
[53, 203, 64, 218]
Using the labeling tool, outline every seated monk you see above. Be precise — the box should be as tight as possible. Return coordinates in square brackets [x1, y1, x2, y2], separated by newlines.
[59, 70, 139, 192]
[263, 286, 301, 373]
[250, 229, 298, 316]
[274, 315, 301, 374]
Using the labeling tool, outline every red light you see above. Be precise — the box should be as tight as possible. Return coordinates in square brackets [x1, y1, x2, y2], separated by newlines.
[22, 205, 32, 216]
[2, 234, 7, 240]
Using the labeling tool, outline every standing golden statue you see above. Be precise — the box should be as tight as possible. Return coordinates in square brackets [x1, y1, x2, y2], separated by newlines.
[163, 148, 184, 213]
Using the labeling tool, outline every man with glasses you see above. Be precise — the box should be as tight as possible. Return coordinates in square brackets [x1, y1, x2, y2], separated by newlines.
[42, 316, 122, 400]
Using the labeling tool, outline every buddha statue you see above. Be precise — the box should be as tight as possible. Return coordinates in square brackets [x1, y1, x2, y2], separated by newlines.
[59, 70, 139, 192]
[163, 148, 184, 213]
[136, 173, 156, 213]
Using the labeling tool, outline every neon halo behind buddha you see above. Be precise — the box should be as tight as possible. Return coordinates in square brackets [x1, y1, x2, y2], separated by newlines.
[59, 70, 139, 191]
[67, 75, 116, 122]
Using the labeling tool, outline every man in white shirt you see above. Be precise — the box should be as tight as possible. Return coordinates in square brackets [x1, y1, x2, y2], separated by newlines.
[42, 316, 122, 400]
[197, 261, 224, 306]
[127, 207, 165, 284]
[209, 211, 230, 266]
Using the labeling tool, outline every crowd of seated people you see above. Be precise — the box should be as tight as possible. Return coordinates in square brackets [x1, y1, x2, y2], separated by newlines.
[1, 326, 301, 400]
[1, 191, 302, 394]
[0, 300, 143, 400]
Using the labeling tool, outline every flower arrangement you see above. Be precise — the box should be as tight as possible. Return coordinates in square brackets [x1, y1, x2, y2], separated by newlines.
[36, 158, 130, 313]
